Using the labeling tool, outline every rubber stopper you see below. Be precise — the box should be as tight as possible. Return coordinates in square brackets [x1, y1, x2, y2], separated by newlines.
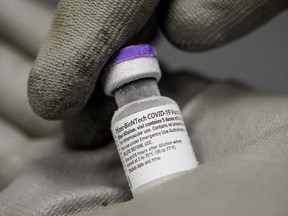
[102, 44, 161, 96]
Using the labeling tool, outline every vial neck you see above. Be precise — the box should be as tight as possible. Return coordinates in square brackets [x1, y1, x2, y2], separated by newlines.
[113, 78, 160, 108]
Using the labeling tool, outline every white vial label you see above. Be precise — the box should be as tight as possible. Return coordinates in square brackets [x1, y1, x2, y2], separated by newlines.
[111, 104, 198, 192]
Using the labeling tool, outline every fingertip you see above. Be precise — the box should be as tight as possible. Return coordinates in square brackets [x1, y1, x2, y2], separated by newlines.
[157, 0, 224, 51]
[28, 64, 95, 120]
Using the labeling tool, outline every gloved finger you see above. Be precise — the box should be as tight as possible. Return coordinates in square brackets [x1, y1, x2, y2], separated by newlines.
[0, 0, 54, 56]
[0, 40, 61, 137]
[157, 0, 287, 51]
[28, 0, 161, 120]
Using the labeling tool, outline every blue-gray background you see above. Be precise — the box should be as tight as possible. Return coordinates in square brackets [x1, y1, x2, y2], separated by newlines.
[156, 12, 288, 94]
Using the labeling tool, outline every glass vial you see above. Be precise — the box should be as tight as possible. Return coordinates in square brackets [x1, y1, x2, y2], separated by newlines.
[102, 44, 198, 196]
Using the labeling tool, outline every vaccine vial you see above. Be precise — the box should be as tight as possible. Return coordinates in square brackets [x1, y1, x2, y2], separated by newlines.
[102, 44, 198, 195]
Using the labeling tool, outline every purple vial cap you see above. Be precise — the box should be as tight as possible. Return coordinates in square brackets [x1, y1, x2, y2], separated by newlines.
[106, 44, 157, 68]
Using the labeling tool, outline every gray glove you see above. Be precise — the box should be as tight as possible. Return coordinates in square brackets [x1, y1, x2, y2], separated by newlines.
[28, 0, 286, 148]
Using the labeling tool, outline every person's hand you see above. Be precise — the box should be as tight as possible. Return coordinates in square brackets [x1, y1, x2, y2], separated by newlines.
[28, 0, 287, 148]
[1, 0, 288, 215]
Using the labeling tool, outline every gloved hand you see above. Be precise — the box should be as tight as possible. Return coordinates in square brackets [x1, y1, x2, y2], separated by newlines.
[1, 0, 288, 216]
[28, 0, 287, 148]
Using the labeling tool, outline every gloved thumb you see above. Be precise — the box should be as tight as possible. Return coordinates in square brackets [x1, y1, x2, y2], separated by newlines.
[28, 0, 160, 120]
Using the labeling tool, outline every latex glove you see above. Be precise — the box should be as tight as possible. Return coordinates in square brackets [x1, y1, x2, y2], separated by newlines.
[28, 0, 286, 149]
